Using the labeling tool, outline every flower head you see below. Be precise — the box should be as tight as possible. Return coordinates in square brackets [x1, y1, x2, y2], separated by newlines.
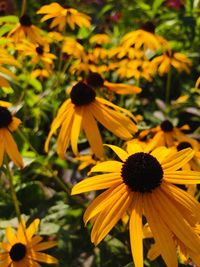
[72, 143, 200, 267]
[45, 82, 137, 159]
[37, 2, 91, 31]
[0, 218, 58, 266]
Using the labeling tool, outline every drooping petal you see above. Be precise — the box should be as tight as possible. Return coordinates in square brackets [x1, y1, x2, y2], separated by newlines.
[82, 107, 104, 159]
[143, 192, 178, 267]
[33, 241, 57, 252]
[152, 186, 200, 253]
[129, 192, 143, 267]
[70, 106, 83, 155]
[91, 190, 133, 245]
[30, 252, 58, 264]
[83, 183, 126, 224]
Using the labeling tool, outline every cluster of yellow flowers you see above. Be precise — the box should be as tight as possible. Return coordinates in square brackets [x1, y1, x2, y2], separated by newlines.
[0, 2, 200, 267]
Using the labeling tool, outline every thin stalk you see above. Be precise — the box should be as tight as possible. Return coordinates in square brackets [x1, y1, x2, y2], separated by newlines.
[5, 159, 21, 222]
[21, 0, 26, 16]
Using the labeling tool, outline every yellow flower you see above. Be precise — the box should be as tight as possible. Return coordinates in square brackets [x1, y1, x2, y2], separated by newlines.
[62, 37, 85, 59]
[139, 119, 194, 151]
[121, 22, 169, 52]
[37, 2, 91, 31]
[8, 14, 44, 44]
[0, 218, 58, 266]
[150, 50, 192, 76]
[45, 82, 137, 159]
[16, 41, 57, 70]
[85, 72, 142, 95]
[0, 104, 23, 168]
[31, 69, 51, 79]
[0, 49, 20, 87]
[72, 143, 200, 267]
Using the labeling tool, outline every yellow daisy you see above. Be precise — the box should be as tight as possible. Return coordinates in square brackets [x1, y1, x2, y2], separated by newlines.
[85, 72, 142, 95]
[139, 119, 194, 151]
[72, 143, 200, 267]
[89, 34, 111, 45]
[0, 104, 23, 168]
[16, 41, 57, 70]
[45, 82, 137, 159]
[37, 2, 91, 31]
[150, 50, 192, 76]
[8, 14, 44, 44]
[0, 218, 58, 266]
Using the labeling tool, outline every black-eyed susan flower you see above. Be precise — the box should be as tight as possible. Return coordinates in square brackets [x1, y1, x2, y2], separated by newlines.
[0, 218, 58, 266]
[8, 14, 44, 44]
[86, 72, 142, 95]
[45, 82, 137, 159]
[139, 119, 195, 151]
[62, 37, 85, 59]
[0, 102, 23, 168]
[37, 2, 91, 31]
[150, 50, 192, 76]
[16, 41, 57, 71]
[72, 143, 200, 267]
[121, 22, 169, 51]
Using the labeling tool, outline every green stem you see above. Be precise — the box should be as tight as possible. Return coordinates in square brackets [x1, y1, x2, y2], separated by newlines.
[5, 159, 21, 222]
[21, 0, 26, 16]
[165, 69, 172, 105]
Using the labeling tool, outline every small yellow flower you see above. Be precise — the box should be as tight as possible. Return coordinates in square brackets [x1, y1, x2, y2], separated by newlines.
[37, 2, 91, 31]
[0, 104, 23, 168]
[150, 50, 192, 76]
[8, 14, 44, 44]
[89, 34, 111, 45]
[72, 143, 200, 267]
[0, 218, 58, 266]
[45, 82, 137, 159]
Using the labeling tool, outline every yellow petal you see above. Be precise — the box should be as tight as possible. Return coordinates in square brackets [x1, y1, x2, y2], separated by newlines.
[71, 173, 122, 195]
[90, 161, 122, 173]
[164, 170, 200, 184]
[129, 193, 143, 267]
[70, 107, 83, 155]
[104, 144, 129, 161]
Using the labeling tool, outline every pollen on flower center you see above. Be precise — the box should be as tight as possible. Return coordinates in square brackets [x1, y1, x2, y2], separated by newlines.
[70, 82, 96, 106]
[36, 45, 44, 55]
[177, 141, 192, 151]
[9, 243, 27, 261]
[86, 72, 104, 88]
[19, 14, 32, 26]
[160, 120, 174, 132]
[0, 106, 12, 128]
[121, 152, 163, 193]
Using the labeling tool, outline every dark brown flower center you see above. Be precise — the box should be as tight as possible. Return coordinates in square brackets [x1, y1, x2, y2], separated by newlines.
[19, 14, 32, 26]
[70, 82, 96, 106]
[141, 21, 155, 33]
[0, 106, 12, 128]
[121, 152, 163, 193]
[160, 120, 174, 132]
[86, 72, 104, 88]
[177, 141, 192, 151]
[36, 45, 44, 55]
[9, 243, 27, 261]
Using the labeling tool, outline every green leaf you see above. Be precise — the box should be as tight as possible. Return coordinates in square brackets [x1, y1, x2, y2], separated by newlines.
[152, 0, 165, 15]
[29, 78, 42, 92]
[123, 262, 134, 267]
[0, 15, 19, 24]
